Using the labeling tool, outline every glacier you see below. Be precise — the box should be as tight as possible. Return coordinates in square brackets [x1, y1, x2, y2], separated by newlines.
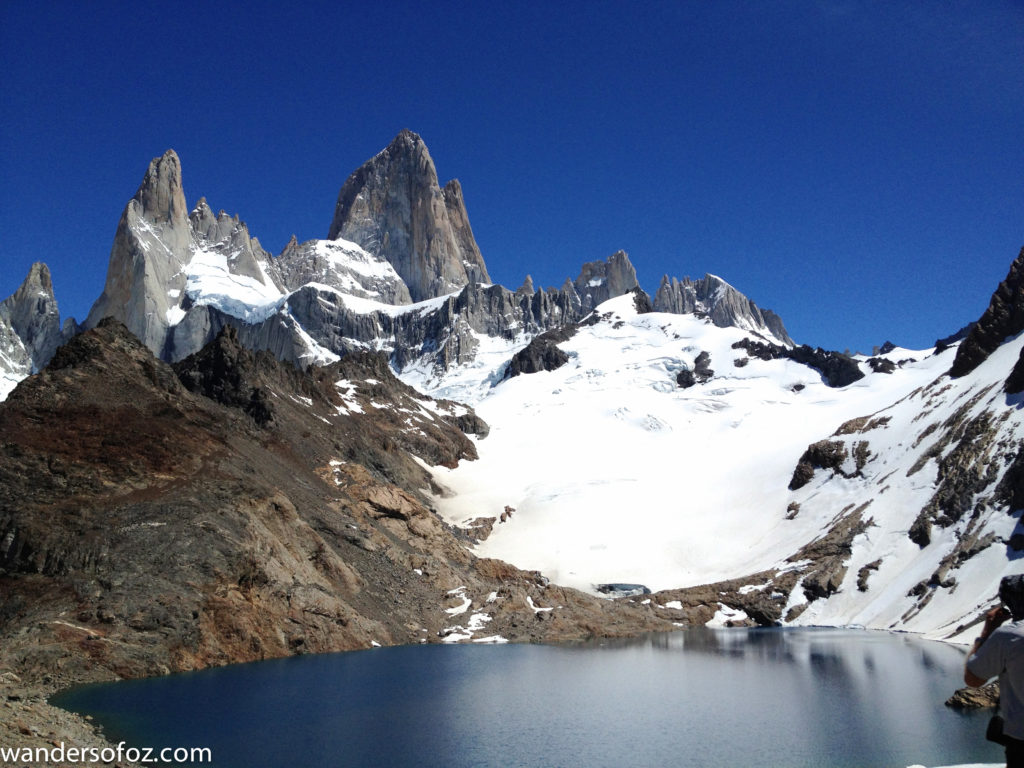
[418, 294, 1024, 643]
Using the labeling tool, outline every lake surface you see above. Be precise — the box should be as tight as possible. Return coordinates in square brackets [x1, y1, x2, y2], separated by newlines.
[53, 628, 1002, 768]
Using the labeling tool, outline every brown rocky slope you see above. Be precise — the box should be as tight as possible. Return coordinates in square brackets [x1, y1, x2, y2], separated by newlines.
[0, 320, 672, 758]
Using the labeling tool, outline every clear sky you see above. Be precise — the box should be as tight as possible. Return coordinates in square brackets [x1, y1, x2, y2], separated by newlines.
[1, 0, 1021, 353]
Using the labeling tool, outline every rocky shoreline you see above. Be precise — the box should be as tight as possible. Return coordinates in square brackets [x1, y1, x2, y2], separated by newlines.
[3, 677, 143, 768]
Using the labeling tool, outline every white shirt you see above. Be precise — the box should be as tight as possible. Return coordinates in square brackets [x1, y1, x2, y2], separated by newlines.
[968, 619, 1024, 741]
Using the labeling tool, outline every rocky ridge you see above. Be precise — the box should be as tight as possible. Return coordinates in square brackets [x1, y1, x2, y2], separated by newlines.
[2, 132, 796, 401]
[655, 273, 793, 345]
[950, 246, 1024, 379]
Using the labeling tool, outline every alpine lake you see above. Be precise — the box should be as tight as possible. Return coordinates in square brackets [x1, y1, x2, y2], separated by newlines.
[52, 627, 1002, 768]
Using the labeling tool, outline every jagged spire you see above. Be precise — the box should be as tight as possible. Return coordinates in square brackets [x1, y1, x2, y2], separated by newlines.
[134, 149, 187, 226]
[327, 130, 491, 301]
[0, 262, 68, 372]
[573, 250, 640, 311]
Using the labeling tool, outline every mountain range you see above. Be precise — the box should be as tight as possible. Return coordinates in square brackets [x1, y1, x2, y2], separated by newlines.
[1, 131, 1022, 736]
[1, 130, 794, 400]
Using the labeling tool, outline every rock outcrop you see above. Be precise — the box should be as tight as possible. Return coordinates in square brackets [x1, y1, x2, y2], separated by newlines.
[788, 440, 849, 490]
[655, 273, 793, 345]
[504, 325, 577, 378]
[574, 250, 639, 311]
[732, 337, 864, 388]
[328, 129, 491, 301]
[676, 349, 714, 388]
[951, 246, 1024, 377]
[946, 682, 999, 709]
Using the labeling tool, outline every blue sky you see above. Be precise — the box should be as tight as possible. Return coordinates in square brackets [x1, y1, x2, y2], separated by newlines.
[1, 0, 1021, 352]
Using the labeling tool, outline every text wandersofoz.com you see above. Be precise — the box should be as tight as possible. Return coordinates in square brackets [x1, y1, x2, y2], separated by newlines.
[0, 742, 212, 764]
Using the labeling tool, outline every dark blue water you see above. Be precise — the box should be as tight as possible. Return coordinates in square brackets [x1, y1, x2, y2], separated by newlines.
[52, 628, 1001, 768]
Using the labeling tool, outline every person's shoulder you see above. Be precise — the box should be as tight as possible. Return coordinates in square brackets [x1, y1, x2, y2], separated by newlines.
[994, 620, 1024, 641]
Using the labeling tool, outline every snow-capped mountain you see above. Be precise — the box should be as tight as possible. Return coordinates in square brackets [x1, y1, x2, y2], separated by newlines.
[420, 295, 940, 590]
[423, 251, 1024, 642]
[3, 130, 790, 387]
[2, 130, 1019, 647]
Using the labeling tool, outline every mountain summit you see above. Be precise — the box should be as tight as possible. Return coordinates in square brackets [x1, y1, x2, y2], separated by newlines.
[14, 132, 790, 388]
[328, 129, 491, 301]
[0, 262, 76, 399]
[84, 149, 195, 354]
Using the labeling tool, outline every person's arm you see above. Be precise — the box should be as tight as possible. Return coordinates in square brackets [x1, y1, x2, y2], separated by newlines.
[965, 605, 1010, 687]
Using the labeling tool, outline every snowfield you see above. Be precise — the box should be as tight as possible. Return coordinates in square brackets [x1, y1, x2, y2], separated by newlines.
[177, 245, 285, 324]
[415, 294, 1024, 641]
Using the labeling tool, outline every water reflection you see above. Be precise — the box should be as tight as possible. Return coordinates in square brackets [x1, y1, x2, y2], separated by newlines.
[563, 628, 990, 765]
[54, 628, 1000, 768]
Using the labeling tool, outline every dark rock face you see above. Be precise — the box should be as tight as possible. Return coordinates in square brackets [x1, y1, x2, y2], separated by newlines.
[677, 350, 714, 388]
[693, 351, 714, 382]
[857, 559, 881, 591]
[935, 323, 975, 355]
[951, 246, 1024, 377]
[906, 393, 1016, 548]
[630, 287, 655, 314]
[787, 346, 864, 387]
[328, 129, 491, 302]
[174, 325, 284, 426]
[1005, 347, 1024, 394]
[789, 440, 848, 490]
[732, 338, 864, 388]
[994, 442, 1024, 513]
[504, 325, 577, 379]
[867, 357, 896, 374]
